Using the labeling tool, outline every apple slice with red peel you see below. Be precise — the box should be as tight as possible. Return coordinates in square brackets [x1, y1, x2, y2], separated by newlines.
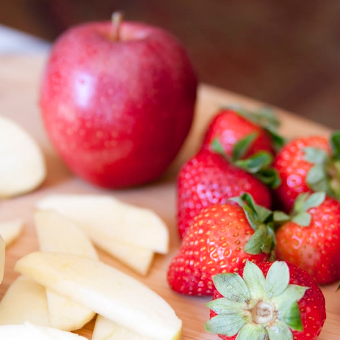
[0, 219, 24, 246]
[36, 194, 169, 253]
[15, 252, 182, 340]
[34, 210, 97, 331]
[92, 315, 151, 340]
[0, 235, 4, 283]
[0, 115, 46, 198]
[0, 275, 50, 326]
[0, 322, 88, 339]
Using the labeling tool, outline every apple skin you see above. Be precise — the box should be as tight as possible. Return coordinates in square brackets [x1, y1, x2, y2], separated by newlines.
[40, 21, 197, 188]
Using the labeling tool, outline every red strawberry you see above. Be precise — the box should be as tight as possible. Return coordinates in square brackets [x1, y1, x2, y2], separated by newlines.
[168, 194, 275, 295]
[202, 107, 283, 158]
[177, 149, 272, 238]
[273, 133, 340, 212]
[205, 261, 326, 340]
[275, 192, 340, 284]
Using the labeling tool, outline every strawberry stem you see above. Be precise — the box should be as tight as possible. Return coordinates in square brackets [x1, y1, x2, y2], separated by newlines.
[252, 301, 274, 324]
[211, 137, 281, 189]
[206, 261, 308, 339]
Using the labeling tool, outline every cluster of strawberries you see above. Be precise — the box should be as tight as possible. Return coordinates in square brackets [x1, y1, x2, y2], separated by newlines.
[167, 107, 340, 340]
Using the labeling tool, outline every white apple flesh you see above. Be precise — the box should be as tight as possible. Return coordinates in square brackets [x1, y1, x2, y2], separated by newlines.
[0, 323, 88, 339]
[90, 233, 154, 276]
[34, 210, 97, 330]
[0, 219, 23, 246]
[15, 252, 182, 340]
[0, 275, 50, 326]
[0, 115, 46, 198]
[34, 210, 98, 259]
[46, 291, 95, 331]
[92, 315, 151, 340]
[36, 194, 169, 254]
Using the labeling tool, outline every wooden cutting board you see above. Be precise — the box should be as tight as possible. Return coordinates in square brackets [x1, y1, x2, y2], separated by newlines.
[0, 55, 338, 340]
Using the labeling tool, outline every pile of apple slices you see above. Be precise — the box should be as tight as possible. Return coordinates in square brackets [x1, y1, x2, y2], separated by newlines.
[36, 194, 169, 275]
[15, 252, 182, 340]
[0, 207, 181, 340]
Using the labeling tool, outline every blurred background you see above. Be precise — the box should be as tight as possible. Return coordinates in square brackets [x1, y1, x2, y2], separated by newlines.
[1, 0, 340, 128]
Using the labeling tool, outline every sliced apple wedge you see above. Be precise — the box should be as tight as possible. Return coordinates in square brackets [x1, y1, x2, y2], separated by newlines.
[34, 210, 98, 260]
[46, 292, 95, 331]
[0, 322, 88, 339]
[0, 219, 24, 246]
[36, 194, 169, 254]
[15, 252, 182, 340]
[0, 235, 4, 283]
[90, 233, 154, 276]
[36, 209, 154, 275]
[35, 210, 97, 331]
[0, 115, 46, 198]
[0, 275, 50, 326]
[92, 315, 151, 340]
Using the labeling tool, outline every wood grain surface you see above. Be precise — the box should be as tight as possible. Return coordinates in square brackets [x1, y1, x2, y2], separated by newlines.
[0, 55, 339, 339]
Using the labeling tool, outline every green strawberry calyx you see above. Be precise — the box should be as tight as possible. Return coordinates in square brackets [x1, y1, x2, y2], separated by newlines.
[212, 136, 281, 189]
[273, 192, 326, 227]
[230, 193, 276, 257]
[303, 131, 340, 199]
[205, 261, 308, 340]
[221, 104, 286, 152]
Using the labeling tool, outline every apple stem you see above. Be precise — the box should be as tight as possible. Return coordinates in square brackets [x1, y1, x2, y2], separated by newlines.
[111, 11, 123, 41]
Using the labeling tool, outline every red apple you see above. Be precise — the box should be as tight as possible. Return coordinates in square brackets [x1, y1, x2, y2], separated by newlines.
[40, 17, 197, 188]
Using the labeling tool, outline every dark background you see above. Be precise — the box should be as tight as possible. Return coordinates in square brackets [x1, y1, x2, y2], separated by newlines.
[2, 0, 340, 128]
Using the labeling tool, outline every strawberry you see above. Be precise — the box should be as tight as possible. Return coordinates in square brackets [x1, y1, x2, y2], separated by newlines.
[205, 261, 326, 340]
[273, 132, 340, 212]
[177, 149, 274, 238]
[167, 194, 276, 295]
[275, 192, 340, 284]
[202, 107, 284, 158]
